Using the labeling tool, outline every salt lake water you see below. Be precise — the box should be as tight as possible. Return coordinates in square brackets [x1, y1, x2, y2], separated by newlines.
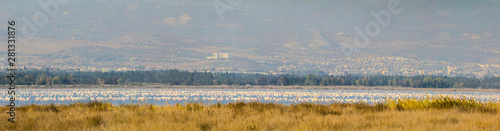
[2, 88, 500, 106]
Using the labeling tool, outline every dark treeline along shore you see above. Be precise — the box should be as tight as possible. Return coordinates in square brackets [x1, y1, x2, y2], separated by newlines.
[2, 69, 500, 88]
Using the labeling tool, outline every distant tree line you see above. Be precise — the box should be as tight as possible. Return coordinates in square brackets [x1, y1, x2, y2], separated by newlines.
[1, 69, 499, 88]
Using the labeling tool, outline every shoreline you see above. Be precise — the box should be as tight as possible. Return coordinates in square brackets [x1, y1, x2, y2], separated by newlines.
[5, 85, 500, 92]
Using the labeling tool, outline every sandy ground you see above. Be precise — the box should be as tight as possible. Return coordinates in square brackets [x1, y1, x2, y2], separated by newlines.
[6, 85, 500, 92]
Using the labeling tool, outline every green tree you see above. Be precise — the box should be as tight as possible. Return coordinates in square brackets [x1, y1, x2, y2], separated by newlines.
[117, 78, 124, 85]
[392, 78, 399, 87]
[361, 77, 373, 86]
[45, 76, 52, 85]
[320, 77, 329, 86]
[184, 76, 194, 85]
[305, 74, 317, 86]
[278, 76, 288, 86]
[356, 79, 362, 86]
[36, 73, 47, 85]
[423, 76, 433, 88]
[52, 75, 62, 85]
[255, 76, 267, 85]
[435, 77, 443, 88]
[409, 79, 415, 87]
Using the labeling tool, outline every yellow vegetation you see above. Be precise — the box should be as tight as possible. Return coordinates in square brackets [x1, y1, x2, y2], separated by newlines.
[1, 96, 500, 131]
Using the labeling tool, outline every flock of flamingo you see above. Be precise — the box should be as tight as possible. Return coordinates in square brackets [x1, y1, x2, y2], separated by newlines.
[2, 89, 499, 105]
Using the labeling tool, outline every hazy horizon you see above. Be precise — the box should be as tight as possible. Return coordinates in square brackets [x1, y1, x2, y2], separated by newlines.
[1, 0, 499, 76]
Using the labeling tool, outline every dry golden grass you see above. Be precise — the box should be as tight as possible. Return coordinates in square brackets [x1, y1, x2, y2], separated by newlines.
[2, 97, 500, 131]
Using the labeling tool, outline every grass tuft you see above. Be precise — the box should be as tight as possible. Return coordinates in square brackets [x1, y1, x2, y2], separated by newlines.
[385, 95, 498, 113]
[87, 116, 104, 127]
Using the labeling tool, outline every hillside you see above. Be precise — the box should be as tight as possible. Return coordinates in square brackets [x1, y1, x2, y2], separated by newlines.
[0, 0, 499, 76]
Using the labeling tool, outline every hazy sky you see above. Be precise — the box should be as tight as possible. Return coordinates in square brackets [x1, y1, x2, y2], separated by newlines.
[1, 0, 499, 67]
[2, 0, 498, 39]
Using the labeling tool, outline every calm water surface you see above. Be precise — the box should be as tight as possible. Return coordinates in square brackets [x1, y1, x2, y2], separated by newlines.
[2, 88, 499, 105]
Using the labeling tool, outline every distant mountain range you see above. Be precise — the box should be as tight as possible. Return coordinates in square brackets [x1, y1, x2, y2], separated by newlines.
[0, 0, 499, 75]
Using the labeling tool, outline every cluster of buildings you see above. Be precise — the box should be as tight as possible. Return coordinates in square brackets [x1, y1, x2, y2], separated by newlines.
[279, 56, 500, 77]
[6, 50, 500, 77]
[206, 53, 230, 60]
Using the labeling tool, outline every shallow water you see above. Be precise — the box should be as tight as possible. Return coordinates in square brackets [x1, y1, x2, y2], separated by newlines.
[2, 89, 499, 105]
